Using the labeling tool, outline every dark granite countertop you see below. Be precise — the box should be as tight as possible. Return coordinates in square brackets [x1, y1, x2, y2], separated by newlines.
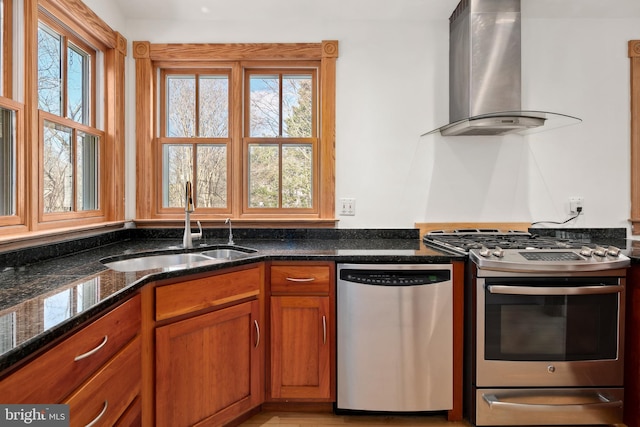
[0, 227, 462, 375]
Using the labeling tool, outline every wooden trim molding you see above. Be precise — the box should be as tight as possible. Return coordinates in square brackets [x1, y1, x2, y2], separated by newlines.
[38, 0, 117, 48]
[630, 40, 640, 234]
[133, 40, 338, 223]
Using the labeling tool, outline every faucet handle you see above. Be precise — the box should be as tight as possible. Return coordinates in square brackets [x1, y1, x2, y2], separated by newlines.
[193, 220, 202, 240]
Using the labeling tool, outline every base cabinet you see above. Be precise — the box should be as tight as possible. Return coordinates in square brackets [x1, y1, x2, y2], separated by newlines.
[155, 299, 262, 427]
[625, 265, 640, 427]
[0, 295, 142, 426]
[270, 295, 331, 400]
[268, 261, 335, 402]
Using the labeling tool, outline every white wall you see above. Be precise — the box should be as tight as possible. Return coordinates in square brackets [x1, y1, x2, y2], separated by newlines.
[87, 1, 640, 230]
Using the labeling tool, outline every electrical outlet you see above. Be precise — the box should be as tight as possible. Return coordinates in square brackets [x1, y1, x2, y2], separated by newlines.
[339, 198, 356, 216]
[569, 197, 584, 214]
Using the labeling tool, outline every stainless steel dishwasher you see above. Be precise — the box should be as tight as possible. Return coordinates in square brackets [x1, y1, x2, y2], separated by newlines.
[336, 263, 453, 413]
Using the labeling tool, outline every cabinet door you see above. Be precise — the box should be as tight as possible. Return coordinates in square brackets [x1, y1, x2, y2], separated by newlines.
[155, 300, 262, 427]
[270, 296, 331, 400]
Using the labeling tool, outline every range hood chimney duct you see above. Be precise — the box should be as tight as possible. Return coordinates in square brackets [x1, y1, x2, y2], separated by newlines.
[425, 0, 580, 137]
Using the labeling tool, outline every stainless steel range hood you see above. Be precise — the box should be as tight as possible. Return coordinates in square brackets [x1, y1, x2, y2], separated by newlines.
[424, 0, 581, 137]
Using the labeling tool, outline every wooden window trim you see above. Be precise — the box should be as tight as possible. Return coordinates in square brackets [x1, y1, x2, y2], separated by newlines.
[630, 40, 640, 234]
[18, 0, 127, 234]
[133, 41, 338, 226]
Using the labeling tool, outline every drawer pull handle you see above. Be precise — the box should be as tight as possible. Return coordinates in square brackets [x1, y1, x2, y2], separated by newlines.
[285, 277, 315, 282]
[74, 336, 108, 361]
[254, 320, 260, 348]
[85, 400, 108, 427]
[322, 315, 327, 344]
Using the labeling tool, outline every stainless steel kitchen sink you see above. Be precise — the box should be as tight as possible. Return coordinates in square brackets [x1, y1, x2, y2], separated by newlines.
[102, 252, 215, 272]
[100, 246, 257, 272]
[199, 248, 254, 260]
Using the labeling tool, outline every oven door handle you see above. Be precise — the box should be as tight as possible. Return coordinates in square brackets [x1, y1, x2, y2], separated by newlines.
[486, 284, 622, 296]
[483, 392, 623, 411]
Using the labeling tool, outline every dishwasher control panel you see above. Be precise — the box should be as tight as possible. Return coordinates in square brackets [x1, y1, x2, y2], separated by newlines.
[339, 268, 451, 286]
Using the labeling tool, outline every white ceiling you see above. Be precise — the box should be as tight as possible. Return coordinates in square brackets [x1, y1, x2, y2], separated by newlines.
[110, 0, 640, 22]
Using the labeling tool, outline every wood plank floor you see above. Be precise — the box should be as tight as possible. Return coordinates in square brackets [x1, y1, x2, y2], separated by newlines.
[239, 412, 628, 427]
[239, 412, 472, 426]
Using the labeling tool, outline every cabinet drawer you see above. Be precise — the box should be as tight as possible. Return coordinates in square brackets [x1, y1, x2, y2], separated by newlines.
[64, 336, 141, 427]
[155, 265, 263, 321]
[270, 264, 332, 294]
[0, 295, 141, 404]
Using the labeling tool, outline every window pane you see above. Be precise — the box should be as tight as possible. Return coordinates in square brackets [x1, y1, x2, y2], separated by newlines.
[282, 144, 312, 208]
[67, 44, 90, 124]
[77, 131, 99, 211]
[196, 145, 227, 208]
[162, 144, 193, 208]
[283, 75, 312, 137]
[249, 75, 279, 137]
[38, 24, 62, 116]
[0, 107, 16, 216]
[43, 120, 73, 213]
[248, 144, 279, 208]
[199, 75, 228, 137]
[167, 75, 195, 137]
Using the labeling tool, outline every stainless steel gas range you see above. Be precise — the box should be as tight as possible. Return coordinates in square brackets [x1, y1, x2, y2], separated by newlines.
[423, 230, 630, 426]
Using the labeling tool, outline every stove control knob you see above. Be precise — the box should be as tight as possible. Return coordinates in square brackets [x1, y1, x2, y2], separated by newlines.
[607, 246, 621, 257]
[594, 246, 607, 257]
[479, 246, 491, 257]
[580, 246, 593, 257]
[492, 247, 504, 258]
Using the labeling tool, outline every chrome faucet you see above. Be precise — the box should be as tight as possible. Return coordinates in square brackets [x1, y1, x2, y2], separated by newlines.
[183, 181, 202, 249]
[225, 218, 234, 245]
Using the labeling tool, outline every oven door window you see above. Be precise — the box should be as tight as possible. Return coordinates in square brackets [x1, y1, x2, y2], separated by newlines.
[484, 281, 619, 362]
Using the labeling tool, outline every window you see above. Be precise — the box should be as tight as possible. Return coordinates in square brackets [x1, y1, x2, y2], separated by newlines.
[0, 0, 126, 238]
[37, 18, 101, 216]
[160, 70, 230, 210]
[0, 98, 23, 227]
[1, 0, 12, 98]
[134, 41, 338, 224]
[246, 71, 315, 210]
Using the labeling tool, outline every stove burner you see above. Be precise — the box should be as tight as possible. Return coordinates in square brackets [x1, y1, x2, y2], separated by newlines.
[423, 231, 590, 254]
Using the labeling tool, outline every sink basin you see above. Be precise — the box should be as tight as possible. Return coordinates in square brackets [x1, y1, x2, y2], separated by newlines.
[102, 253, 214, 272]
[199, 248, 254, 260]
[101, 246, 258, 272]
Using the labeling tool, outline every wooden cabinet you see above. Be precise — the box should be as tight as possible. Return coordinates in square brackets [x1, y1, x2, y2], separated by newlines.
[64, 336, 141, 427]
[153, 264, 264, 427]
[625, 265, 640, 427]
[268, 261, 335, 401]
[0, 295, 142, 424]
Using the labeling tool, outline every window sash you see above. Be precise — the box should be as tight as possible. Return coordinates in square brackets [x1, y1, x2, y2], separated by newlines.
[39, 112, 103, 221]
[37, 14, 96, 128]
[158, 138, 231, 212]
[0, 97, 23, 227]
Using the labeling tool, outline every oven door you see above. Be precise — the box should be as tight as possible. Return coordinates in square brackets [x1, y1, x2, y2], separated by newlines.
[476, 276, 625, 387]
